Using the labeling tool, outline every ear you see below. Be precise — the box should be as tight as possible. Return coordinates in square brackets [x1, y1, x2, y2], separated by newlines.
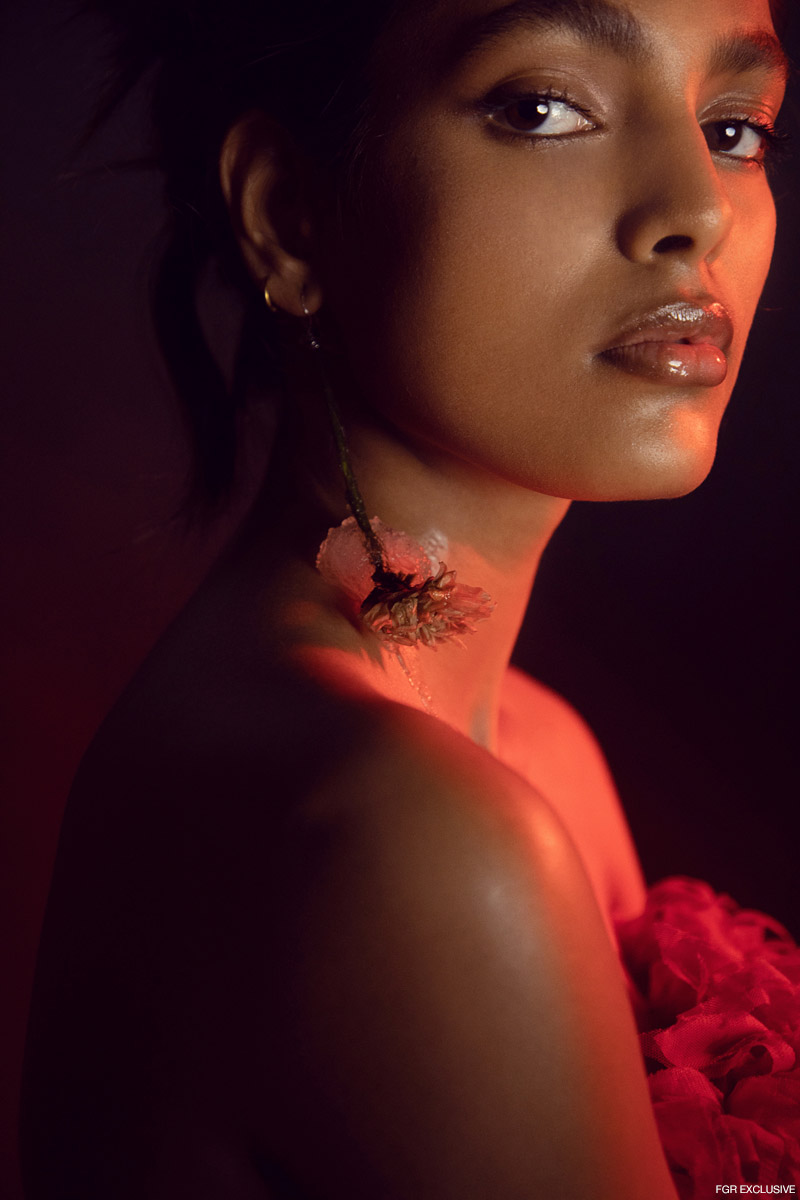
[219, 111, 323, 316]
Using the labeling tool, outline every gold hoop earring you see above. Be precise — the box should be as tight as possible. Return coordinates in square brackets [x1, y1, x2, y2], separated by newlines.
[263, 281, 278, 313]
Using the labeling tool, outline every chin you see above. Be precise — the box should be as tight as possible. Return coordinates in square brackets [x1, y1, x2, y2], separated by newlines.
[590, 436, 720, 502]
[538, 427, 722, 503]
[607, 458, 716, 502]
[580, 402, 725, 502]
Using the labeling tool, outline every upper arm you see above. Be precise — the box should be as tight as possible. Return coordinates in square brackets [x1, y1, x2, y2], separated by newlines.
[260, 720, 674, 1200]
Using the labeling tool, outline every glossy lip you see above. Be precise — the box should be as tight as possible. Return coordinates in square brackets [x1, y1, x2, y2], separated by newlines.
[598, 301, 734, 388]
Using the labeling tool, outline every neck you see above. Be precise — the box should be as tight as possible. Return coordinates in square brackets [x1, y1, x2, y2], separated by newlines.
[243, 404, 570, 752]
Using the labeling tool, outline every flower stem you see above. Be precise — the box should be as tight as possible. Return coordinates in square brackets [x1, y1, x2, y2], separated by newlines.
[311, 339, 386, 574]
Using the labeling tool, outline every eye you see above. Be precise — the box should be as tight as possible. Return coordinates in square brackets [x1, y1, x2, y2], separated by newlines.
[703, 119, 770, 161]
[486, 92, 595, 138]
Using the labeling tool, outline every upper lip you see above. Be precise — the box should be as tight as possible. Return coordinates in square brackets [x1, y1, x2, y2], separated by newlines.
[600, 300, 734, 354]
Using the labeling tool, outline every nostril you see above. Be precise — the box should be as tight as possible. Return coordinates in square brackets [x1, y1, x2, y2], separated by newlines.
[653, 234, 694, 254]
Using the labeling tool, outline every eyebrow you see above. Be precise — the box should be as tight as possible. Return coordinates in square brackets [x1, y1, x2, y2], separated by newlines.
[708, 29, 790, 86]
[451, 0, 647, 66]
[450, 0, 789, 84]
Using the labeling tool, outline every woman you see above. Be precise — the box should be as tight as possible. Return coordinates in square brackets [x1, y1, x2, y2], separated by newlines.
[21, 0, 795, 1196]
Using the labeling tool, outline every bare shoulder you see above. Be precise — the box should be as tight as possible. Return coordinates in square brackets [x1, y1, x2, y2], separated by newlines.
[247, 704, 675, 1199]
[499, 665, 645, 921]
[26, 674, 675, 1199]
[500, 664, 614, 774]
[270, 695, 618, 933]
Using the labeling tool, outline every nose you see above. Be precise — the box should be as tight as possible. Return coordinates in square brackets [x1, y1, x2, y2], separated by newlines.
[616, 121, 734, 267]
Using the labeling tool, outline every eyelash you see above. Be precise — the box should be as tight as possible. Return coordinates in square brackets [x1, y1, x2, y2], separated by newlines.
[478, 87, 789, 165]
[478, 87, 595, 140]
[709, 117, 788, 164]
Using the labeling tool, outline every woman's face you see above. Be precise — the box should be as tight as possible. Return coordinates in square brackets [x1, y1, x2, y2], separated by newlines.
[320, 0, 786, 502]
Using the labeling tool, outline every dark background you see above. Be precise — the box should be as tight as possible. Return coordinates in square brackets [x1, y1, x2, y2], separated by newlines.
[2, 3, 799, 1198]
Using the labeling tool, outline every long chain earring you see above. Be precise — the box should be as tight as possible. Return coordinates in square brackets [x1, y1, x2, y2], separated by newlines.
[297, 292, 493, 656]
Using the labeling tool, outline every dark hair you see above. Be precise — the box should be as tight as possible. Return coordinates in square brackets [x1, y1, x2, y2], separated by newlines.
[772, 0, 789, 40]
[82, 0, 399, 515]
[83, 0, 791, 516]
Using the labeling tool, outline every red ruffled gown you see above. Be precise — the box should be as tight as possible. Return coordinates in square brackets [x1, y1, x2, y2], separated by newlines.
[617, 878, 800, 1195]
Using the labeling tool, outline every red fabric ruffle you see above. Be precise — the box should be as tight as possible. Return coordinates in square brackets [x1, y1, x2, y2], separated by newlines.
[617, 878, 800, 1196]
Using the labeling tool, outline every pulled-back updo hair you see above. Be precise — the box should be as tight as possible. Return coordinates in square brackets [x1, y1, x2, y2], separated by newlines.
[82, 0, 400, 514]
[83, 0, 790, 515]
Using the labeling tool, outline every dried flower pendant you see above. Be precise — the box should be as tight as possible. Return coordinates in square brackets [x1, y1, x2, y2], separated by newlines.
[303, 313, 492, 653]
[316, 516, 493, 651]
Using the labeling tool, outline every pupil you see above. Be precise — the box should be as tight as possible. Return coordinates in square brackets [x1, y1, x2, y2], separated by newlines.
[512, 99, 551, 129]
[721, 123, 741, 148]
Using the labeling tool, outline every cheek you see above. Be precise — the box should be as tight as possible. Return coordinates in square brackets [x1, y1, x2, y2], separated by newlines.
[337, 136, 610, 455]
[386, 140, 604, 337]
[735, 186, 776, 302]
[723, 182, 776, 364]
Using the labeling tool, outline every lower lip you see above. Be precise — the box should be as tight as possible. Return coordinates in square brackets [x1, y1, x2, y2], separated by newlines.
[600, 341, 728, 387]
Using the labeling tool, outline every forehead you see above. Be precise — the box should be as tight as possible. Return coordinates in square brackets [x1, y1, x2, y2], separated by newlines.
[379, 0, 783, 78]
